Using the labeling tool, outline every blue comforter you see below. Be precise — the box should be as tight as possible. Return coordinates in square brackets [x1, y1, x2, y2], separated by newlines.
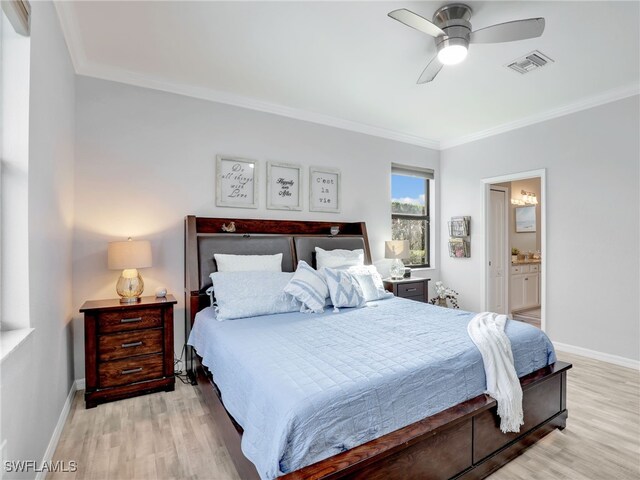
[188, 297, 555, 479]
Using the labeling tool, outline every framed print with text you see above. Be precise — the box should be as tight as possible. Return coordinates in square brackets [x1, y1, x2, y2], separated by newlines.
[215, 155, 258, 209]
[309, 167, 340, 213]
[267, 162, 302, 211]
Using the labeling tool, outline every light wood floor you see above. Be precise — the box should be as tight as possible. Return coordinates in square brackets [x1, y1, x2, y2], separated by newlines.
[50, 352, 639, 480]
[512, 307, 542, 329]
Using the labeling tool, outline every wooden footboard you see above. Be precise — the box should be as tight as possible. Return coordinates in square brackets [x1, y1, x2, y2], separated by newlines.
[195, 358, 571, 480]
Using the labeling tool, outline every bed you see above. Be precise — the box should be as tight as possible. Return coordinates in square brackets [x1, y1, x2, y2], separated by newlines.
[184, 216, 571, 480]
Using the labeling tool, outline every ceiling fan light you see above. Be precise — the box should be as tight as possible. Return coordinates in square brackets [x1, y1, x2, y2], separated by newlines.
[438, 45, 468, 65]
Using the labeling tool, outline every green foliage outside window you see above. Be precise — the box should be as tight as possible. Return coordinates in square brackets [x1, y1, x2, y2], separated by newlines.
[392, 201, 428, 266]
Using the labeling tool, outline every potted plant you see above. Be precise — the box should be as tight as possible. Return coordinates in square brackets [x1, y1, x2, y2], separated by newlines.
[429, 281, 459, 309]
[511, 248, 520, 262]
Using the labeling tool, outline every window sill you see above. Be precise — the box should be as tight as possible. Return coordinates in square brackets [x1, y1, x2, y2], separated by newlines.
[0, 328, 35, 364]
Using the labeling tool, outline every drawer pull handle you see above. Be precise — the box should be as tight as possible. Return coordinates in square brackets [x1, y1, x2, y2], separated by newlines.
[120, 317, 142, 324]
[406, 288, 417, 292]
[121, 367, 143, 375]
[121, 341, 143, 348]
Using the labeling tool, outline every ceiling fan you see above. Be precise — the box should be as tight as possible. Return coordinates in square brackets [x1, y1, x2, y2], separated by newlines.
[389, 4, 545, 83]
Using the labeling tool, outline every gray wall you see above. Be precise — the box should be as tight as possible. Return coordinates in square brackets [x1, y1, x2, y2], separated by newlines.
[72, 77, 441, 379]
[440, 95, 640, 362]
[1, 0, 76, 473]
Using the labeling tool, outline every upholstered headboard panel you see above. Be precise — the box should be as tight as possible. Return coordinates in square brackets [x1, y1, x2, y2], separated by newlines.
[185, 216, 370, 325]
[197, 234, 295, 293]
[293, 236, 369, 268]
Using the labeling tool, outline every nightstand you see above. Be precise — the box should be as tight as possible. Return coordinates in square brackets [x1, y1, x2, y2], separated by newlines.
[383, 277, 430, 303]
[80, 295, 176, 408]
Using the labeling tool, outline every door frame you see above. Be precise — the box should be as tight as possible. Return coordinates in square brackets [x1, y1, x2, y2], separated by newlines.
[481, 169, 547, 332]
[487, 185, 509, 315]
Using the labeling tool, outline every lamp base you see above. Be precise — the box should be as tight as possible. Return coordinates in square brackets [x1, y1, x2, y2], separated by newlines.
[119, 296, 142, 304]
[390, 258, 405, 280]
[116, 269, 145, 303]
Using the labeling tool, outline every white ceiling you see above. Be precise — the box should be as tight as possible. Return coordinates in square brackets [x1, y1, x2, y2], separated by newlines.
[56, 1, 640, 149]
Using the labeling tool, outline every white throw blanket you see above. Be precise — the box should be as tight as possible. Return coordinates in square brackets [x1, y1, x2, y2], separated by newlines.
[467, 312, 524, 433]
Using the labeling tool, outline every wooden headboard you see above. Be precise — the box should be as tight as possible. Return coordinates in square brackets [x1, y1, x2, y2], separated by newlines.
[184, 215, 371, 327]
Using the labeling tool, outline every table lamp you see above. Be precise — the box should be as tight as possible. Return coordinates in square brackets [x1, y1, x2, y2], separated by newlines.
[385, 240, 410, 280]
[108, 237, 152, 303]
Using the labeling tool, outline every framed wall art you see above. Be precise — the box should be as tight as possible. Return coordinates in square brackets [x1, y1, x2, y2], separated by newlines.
[309, 167, 340, 213]
[515, 206, 536, 233]
[266, 162, 302, 211]
[215, 155, 258, 209]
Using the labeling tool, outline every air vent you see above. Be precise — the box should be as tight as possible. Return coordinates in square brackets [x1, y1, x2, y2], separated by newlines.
[506, 50, 554, 74]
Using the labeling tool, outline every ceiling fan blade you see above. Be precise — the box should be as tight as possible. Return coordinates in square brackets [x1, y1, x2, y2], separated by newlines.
[470, 18, 545, 44]
[417, 56, 443, 84]
[388, 9, 445, 38]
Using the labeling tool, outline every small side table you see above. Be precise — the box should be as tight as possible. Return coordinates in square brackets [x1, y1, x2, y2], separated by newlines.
[383, 277, 430, 303]
[80, 295, 176, 408]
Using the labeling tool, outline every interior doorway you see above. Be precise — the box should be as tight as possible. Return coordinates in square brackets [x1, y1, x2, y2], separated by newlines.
[482, 170, 546, 331]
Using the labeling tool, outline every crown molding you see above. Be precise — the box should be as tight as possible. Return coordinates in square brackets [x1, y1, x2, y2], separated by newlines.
[54, 1, 440, 149]
[55, 2, 638, 153]
[439, 83, 640, 150]
[77, 61, 442, 150]
[53, 1, 86, 73]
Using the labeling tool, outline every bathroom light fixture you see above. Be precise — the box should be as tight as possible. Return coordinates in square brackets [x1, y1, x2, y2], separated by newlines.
[511, 190, 539, 206]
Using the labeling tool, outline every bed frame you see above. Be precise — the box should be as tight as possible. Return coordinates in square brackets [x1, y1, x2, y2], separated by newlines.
[184, 215, 571, 480]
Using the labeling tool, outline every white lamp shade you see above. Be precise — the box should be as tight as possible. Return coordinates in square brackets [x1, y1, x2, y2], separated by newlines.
[385, 240, 410, 260]
[108, 239, 152, 270]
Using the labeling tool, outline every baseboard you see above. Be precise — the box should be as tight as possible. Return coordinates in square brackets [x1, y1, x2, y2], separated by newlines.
[35, 379, 82, 480]
[554, 341, 639, 370]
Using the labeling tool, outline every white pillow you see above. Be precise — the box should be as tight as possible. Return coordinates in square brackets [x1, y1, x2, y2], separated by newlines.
[323, 267, 366, 309]
[214, 253, 283, 272]
[315, 247, 364, 270]
[347, 265, 393, 302]
[210, 271, 300, 320]
[284, 261, 329, 313]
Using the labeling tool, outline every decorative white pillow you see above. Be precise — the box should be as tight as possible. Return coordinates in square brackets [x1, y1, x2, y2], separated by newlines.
[284, 261, 329, 313]
[214, 253, 283, 272]
[315, 247, 364, 270]
[347, 265, 393, 302]
[323, 267, 366, 309]
[210, 271, 300, 320]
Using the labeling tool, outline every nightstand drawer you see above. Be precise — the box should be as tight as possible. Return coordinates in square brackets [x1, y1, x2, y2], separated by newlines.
[397, 282, 425, 297]
[404, 295, 425, 303]
[99, 329, 163, 362]
[99, 353, 164, 388]
[98, 307, 162, 334]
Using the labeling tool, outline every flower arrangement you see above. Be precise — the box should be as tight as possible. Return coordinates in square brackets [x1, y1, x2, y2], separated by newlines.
[429, 281, 459, 309]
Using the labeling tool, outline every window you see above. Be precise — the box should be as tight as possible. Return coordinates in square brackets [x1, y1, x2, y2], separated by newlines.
[1, 3, 31, 334]
[391, 165, 433, 268]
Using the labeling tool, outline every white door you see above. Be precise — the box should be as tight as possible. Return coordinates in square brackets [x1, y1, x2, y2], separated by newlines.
[488, 187, 508, 313]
